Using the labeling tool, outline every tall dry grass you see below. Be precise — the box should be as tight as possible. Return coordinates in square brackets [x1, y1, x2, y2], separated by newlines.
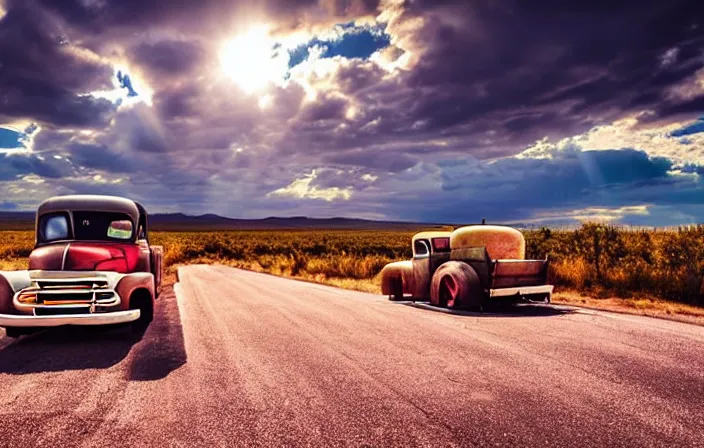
[0, 231, 34, 270]
[1, 224, 703, 305]
[525, 223, 704, 304]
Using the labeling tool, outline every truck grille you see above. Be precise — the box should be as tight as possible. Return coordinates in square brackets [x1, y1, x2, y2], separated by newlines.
[38, 291, 93, 304]
[18, 278, 118, 307]
[36, 280, 108, 290]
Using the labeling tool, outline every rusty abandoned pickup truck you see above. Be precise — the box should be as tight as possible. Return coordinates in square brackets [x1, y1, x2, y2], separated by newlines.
[380, 224, 553, 310]
[0, 195, 163, 338]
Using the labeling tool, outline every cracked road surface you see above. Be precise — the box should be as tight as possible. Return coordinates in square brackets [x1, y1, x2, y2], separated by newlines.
[1, 264, 703, 447]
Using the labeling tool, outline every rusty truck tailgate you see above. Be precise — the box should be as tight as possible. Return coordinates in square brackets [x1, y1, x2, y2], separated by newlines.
[491, 259, 549, 288]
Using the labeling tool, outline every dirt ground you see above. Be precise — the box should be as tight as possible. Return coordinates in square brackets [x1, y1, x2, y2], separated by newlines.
[553, 291, 704, 327]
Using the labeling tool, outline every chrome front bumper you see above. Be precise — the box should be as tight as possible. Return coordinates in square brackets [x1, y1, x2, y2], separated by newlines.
[0, 309, 140, 327]
[2, 272, 138, 328]
[489, 284, 554, 298]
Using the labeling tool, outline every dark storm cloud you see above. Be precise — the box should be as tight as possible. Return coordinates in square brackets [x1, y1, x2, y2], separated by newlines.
[319, 0, 379, 17]
[381, 0, 704, 147]
[111, 106, 168, 153]
[34, 0, 243, 33]
[33, 0, 377, 36]
[440, 148, 673, 196]
[641, 96, 704, 125]
[0, 153, 74, 180]
[129, 124, 167, 153]
[152, 83, 203, 120]
[379, 145, 704, 224]
[0, 1, 117, 127]
[269, 0, 704, 164]
[325, 147, 418, 172]
[297, 93, 348, 121]
[130, 39, 207, 78]
[332, 59, 387, 94]
[31, 128, 74, 152]
[66, 143, 138, 173]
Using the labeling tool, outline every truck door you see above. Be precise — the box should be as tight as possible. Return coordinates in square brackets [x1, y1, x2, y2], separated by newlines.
[136, 205, 163, 295]
[411, 239, 431, 299]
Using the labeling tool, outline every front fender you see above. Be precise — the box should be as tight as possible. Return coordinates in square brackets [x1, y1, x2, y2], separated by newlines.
[115, 273, 155, 311]
[380, 260, 413, 295]
[0, 271, 31, 315]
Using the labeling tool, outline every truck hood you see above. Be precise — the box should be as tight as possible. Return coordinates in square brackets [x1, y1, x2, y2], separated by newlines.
[29, 242, 141, 273]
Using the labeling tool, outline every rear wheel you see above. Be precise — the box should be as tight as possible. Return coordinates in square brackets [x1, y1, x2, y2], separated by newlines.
[438, 276, 454, 308]
[431, 261, 484, 310]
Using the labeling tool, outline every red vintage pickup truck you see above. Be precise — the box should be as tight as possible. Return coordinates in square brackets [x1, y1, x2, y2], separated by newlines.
[0, 195, 163, 338]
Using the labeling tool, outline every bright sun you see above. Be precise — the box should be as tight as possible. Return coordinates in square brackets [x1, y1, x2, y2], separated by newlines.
[220, 25, 289, 94]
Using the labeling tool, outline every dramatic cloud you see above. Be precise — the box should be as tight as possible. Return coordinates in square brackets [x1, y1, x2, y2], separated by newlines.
[268, 169, 353, 202]
[0, 1, 117, 127]
[1, 0, 704, 225]
[130, 39, 207, 78]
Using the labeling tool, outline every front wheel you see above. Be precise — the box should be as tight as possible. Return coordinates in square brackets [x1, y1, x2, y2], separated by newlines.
[4, 327, 23, 338]
[129, 291, 154, 336]
[391, 277, 404, 301]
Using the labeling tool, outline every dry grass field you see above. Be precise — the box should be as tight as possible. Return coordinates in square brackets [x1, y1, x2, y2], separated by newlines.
[2, 224, 703, 313]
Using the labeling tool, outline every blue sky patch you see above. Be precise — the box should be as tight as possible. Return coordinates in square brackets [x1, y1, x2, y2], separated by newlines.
[0, 201, 18, 210]
[117, 71, 138, 97]
[670, 116, 704, 137]
[288, 23, 391, 68]
[0, 127, 25, 149]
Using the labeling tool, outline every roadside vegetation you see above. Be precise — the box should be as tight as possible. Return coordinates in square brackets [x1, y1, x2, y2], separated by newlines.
[2, 224, 703, 310]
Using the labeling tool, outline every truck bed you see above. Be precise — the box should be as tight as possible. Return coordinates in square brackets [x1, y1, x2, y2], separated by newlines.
[491, 259, 549, 288]
[449, 247, 552, 299]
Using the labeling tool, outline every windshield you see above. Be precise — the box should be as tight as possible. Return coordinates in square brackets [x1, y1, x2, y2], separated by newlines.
[72, 211, 134, 242]
[38, 211, 136, 244]
[39, 211, 134, 243]
[38, 213, 71, 243]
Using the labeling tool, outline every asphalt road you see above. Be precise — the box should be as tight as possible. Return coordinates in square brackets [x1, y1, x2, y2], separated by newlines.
[1, 264, 703, 447]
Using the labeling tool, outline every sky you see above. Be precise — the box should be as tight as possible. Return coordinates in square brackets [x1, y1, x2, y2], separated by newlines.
[0, 0, 704, 226]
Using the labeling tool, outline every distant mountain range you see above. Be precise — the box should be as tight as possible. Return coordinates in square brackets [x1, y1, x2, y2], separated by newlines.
[147, 213, 454, 231]
[0, 210, 542, 231]
[0, 212, 37, 230]
[0, 211, 467, 231]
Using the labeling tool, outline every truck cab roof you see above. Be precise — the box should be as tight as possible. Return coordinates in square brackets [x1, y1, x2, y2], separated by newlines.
[34, 195, 148, 246]
[37, 195, 141, 223]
